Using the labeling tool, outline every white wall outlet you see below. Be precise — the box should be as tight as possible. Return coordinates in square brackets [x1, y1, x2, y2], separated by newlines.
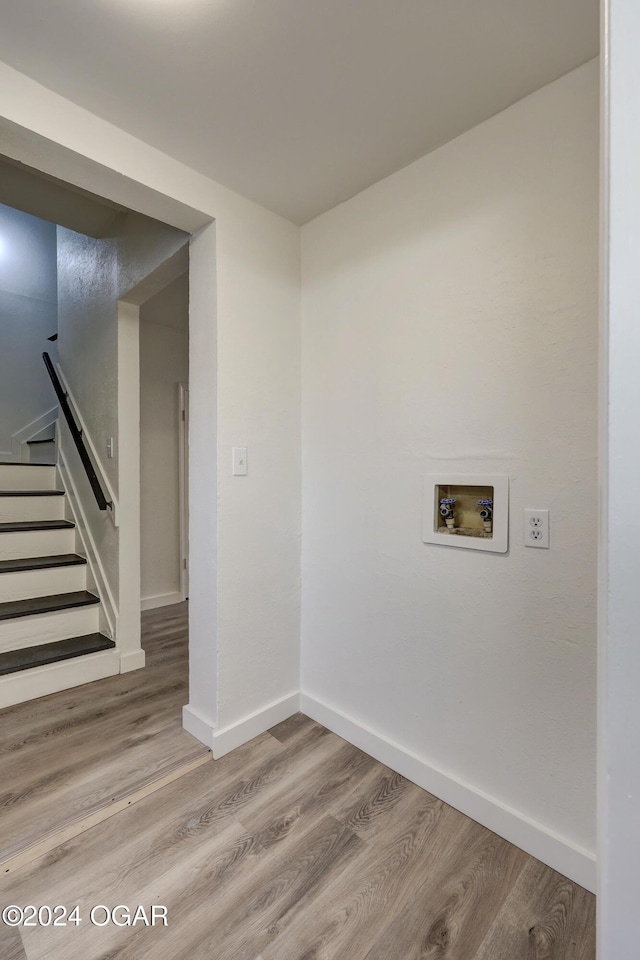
[232, 446, 248, 476]
[524, 508, 549, 548]
[107, 437, 115, 459]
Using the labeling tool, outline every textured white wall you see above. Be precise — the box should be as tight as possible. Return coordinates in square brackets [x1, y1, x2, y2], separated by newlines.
[57, 229, 119, 487]
[56, 216, 188, 606]
[0, 203, 57, 454]
[301, 61, 599, 859]
[215, 211, 301, 729]
[140, 275, 189, 604]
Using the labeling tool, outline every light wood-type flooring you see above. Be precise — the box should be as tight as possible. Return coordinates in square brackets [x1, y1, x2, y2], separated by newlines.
[0, 602, 209, 869]
[0, 605, 595, 959]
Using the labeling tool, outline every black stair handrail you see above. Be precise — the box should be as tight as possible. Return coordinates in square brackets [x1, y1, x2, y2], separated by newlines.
[42, 352, 112, 512]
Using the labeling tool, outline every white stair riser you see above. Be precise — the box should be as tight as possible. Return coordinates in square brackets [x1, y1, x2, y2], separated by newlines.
[0, 465, 57, 491]
[0, 528, 76, 560]
[0, 565, 87, 603]
[0, 604, 100, 654]
[29, 443, 56, 465]
[0, 496, 65, 523]
[0, 650, 119, 711]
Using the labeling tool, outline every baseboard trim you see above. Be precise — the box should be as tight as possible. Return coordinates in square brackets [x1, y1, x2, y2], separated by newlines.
[300, 692, 596, 894]
[141, 592, 184, 611]
[120, 648, 146, 673]
[0, 650, 120, 710]
[183, 703, 216, 751]
[212, 692, 300, 759]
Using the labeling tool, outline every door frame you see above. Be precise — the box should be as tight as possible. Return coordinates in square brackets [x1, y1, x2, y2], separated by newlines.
[178, 381, 189, 601]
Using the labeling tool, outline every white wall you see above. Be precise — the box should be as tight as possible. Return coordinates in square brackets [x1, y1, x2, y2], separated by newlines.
[301, 60, 599, 887]
[0, 203, 57, 455]
[139, 274, 189, 606]
[0, 62, 302, 748]
[215, 213, 301, 732]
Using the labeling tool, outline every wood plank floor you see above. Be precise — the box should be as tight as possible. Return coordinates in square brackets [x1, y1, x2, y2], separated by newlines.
[0, 602, 209, 866]
[0, 709, 596, 959]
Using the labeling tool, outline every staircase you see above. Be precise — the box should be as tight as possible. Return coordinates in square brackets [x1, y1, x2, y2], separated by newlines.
[0, 462, 114, 678]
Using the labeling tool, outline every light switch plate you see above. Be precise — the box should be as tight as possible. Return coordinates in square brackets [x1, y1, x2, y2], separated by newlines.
[232, 447, 248, 476]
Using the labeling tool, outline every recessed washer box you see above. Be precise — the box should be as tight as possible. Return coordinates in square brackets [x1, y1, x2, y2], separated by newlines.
[422, 474, 509, 553]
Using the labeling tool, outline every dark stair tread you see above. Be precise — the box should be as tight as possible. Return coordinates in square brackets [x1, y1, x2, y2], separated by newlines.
[0, 489, 64, 497]
[0, 520, 74, 533]
[26, 438, 55, 445]
[0, 634, 114, 676]
[0, 462, 56, 467]
[0, 554, 87, 575]
[0, 591, 100, 621]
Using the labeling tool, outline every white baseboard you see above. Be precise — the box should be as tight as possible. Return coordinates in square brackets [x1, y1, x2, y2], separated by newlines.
[141, 592, 183, 611]
[190, 692, 298, 759]
[0, 650, 120, 710]
[300, 692, 596, 894]
[212, 692, 300, 759]
[120, 649, 146, 673]
[183, 703, 216, 751]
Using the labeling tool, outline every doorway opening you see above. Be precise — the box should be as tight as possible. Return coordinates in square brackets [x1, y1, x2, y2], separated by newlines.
[0, 164, 210, 873]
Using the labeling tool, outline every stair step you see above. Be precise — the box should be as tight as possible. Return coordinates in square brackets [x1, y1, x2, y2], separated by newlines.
[0, 634, 114, 676]
[0, 527, 76, 561]
[0, 603, 99, 652]
[0, 591, 99, 622]
[26, 438, 55, 445]
[0, 556, 88, 603]
[0, 464, 57, 492]
[0, 490, 64, 497]
[0, 555, 86, 574]
[0, 494, 66, 523]
[0, 520, 74, 533]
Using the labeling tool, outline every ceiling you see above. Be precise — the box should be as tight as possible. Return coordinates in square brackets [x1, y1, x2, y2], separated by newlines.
[0, 0, 599, 225]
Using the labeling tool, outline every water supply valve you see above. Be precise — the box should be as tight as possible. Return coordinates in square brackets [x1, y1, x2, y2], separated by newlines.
[439, 497, 456, 529]
[478, 498, 493, 533]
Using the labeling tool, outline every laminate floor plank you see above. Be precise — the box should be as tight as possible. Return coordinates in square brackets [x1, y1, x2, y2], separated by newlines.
[259, 788, 454, 960]
[146, 814, 364, 960]
[0, 603, 209, 864]
[473, 857, 597, 960]
[0, 712, 595, 960]
[0, 921, 27, 960]
[0, 600, 596, 960]
[2, 735, 366, 959]
[2, 719, 335, 909]
[268, 712, 319, 744]
[237, 740, 378, 851]
[329, 763, 431, 841]
[363, 821, 529, 960]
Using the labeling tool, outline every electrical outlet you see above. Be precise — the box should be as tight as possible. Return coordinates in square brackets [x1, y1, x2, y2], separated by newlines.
[524, 509, 549, 548]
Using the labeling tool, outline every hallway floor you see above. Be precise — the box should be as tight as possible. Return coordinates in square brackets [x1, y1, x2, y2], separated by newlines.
[0, 602, 209, 871]
[0, 616, 595, 960]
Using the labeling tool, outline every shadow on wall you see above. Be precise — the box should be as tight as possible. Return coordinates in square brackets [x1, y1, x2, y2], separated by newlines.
[0, 203, 58, 458]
